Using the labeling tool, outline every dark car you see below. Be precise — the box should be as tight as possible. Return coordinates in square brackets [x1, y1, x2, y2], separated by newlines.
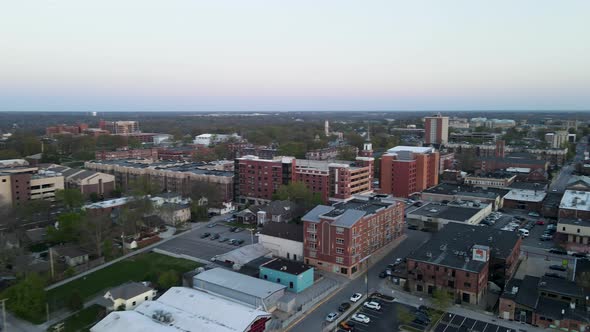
[413, 202, 423, 207]
[379, 271, 387, 278]
[408, 225, 419, 230]
[415, 312, 431, 323]
[233, 239, 244, 246]
[413, 317, 430, 326]
[200, 232, 211, 238]
[229, 227, 237, 232]
[338, 302, 351, 312]
[417, 305, 429, 314]
[210, 233, 220, 240]
[549, 265, 567, 272]
[545, 272, 565, 279]
[549, 249, 568, 255]
[339, 321, 355, 331]
[572, 252, 588, 258]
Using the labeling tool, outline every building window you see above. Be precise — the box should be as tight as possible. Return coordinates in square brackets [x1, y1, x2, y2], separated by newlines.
[336, 257, 344, 264]
[465, 272, 470, 277]
[336, 227, 344, 234]
[464, 282, 471, 287]
[145, 296, 148, 300]
[277, 278, 281, 283]
[289, 282, 294, 289]
[336, 238, 344, 245]
[263, 274, 267, 280]
[132, 301, 136, 306]
[336, 248, 344, 254]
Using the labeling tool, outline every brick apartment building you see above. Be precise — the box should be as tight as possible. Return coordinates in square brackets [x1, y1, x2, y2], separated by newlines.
[424, 114, 449, 146]
[380, 146, 439, 198]
[46, 123, 89, 136]
[406, 223, 521, 305]
[99, 120, 140, 134]
[302, 195, 404, 277]
[234, 151, 374, 205]
[0, 163, 64, 206]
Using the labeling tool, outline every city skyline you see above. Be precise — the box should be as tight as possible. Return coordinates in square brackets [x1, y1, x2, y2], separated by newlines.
[1, 0, 589, 112]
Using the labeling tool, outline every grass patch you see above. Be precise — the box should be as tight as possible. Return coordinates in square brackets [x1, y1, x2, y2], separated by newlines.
[47, 252, 199, 310]
[47, 305, 105, 332]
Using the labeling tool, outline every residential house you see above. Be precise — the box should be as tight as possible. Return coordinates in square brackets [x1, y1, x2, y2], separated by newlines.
[102, 282, 156, 311]
[51, 246, 89, 267]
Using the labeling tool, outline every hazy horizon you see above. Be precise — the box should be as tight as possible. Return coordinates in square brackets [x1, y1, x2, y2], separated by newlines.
[2, 0, 589, 112]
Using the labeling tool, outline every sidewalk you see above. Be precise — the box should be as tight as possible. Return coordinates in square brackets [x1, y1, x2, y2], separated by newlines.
[377, 283, 546, 332]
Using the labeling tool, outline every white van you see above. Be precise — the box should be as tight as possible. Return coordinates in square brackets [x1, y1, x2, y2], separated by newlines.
[518, 229, 529, 237]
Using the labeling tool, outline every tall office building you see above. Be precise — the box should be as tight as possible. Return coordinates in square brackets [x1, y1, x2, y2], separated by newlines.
[424, 114, 449, 145]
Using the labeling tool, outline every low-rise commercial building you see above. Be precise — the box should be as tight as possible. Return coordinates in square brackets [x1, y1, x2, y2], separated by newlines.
[421, 183, 507, 210]
[259, 258, 313, 293]
[92, 287, 272, 332]
[503, 189, 547, 212]
[258, 222, 303, 262]
[558, 190, 590, 221]
[407, 224, 521, 305]
[406, 201, 492, 231]
[499, 275, 589, 330]
[302, 195, 404, 277]
[193, 267, 286, 311]
[464, 172, 516, 189]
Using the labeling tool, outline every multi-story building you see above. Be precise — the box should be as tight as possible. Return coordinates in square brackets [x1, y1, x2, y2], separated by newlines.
[421, 184, 507, 211]
[406, 223, 521, 305]
[0, 162, 65, 206]
[503, 189, 546, 212]
[499, 275, 589, 329]
[305, 145, 359, 161]
[464, 172, 517, 189]
[234, 152, 374, 205]
[446, 141, 567, 167]
[380, 146, 439, 198]
[545, 131, 569, 148]
[99, 120, 140, 134]
[84, 159, 233, 202]
[406, 201, 492, 231]
[424, 114, 449, 146]
[44, 165, 115, 198]
[46, 123, 89, 136]
[302, 195, 404, 277]
[193, 133, 242, 146]
[557, 190, 590, 250]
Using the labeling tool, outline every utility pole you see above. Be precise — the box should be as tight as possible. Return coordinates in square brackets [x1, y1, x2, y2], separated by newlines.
[49, 248, 55, 279]
[1, 298, 7, 332]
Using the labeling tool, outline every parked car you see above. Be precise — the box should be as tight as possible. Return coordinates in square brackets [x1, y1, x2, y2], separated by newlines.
[338, 302, 351, 312]
[545, 272, 565, 279]
[393, 258, 402, 266]
[378, 271, 387, 278]
[536, 220, 545, 225]
[210, 233, 220, 240]
[363, 301, 382, 310]
[207, 222, 217, 228]
[326, 312, 339, 322]
[413, 202, 423, 207]
[408, 225, 419, 230]
[415, 312, 431, 323]
[233, 239, 244, 246]
[234, 227, 244, 233]
[227, 239, 236, 244]
[413, 317, 430, 326]
[549, 265, 567, 272]
[549, 249, 568, 255]
[229, 227, 237, 232]
[540, 234, 553, 241]
[350, 293, 362, 302]
[528, 212, 540, 217]
[200, 232, 211, 238]
[417, 305, 429, 314]
[572, 252, 588, 258]
[219, 237, 228, 242]
[339, 321, 355, 331]
[351, 313, 370, 324]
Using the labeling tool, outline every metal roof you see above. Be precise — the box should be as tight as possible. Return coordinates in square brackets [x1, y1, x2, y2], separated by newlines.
[194, 268, 285, 299]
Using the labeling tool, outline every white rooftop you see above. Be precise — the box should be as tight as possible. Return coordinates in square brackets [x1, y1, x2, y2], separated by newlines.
[504, 189, 546, 203]
[506, 167, 531, 173]
[386, 146, 435, 154]
[91, 287, 271, 332]
[194, 267, 285, 299]
[83, 197, 134, 209]
[560, 190, 590, 212]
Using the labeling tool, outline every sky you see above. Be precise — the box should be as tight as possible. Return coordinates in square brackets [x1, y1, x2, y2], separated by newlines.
[1, 0, 589, 112]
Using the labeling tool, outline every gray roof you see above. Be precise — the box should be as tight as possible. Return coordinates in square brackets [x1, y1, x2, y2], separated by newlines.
[423, 183, 506, 199]
[301, 205, 335, 223]
[52, 246, 88, 258]
[302, 197, 398, 228]
[408, 203, 481, 222]
[539, 275, 589, 299]
[61, 168, 82, 178]
[262, 200, 296, 216]
[408, 223, 520, 272]
[331, 209, 367, 227]
[107, 282, 153, 300]
[514, 275, 540, 308]
[194, 267, 285, 299]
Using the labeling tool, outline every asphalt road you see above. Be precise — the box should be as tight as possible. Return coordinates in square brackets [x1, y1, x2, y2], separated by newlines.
[549, 135, 587, 192]
[288, 228, 431, 332]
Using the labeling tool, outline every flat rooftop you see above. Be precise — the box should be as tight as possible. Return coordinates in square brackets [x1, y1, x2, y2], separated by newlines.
[261, 258, 312, 275]
[194, 267, 285, 299]
[408, 223, 520, 272]
[423, 183, 508, 199]
[386, 146, 434, 154]
[408, 202, 482, 222]
[560, 190, 590, 211]
[504, 189, 546, 202]
[302, 196, 399, 228]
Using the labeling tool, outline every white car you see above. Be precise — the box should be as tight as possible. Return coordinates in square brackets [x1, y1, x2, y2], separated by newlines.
[363, 301, 382, 310]
[350, 293, 362, 302]
[325, 312, 339, 322]
[351, 313, 371, 323]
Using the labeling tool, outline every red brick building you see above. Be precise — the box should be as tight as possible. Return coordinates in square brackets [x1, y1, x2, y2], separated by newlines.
[234, 152, 374, 205]
[380, 146, 439, 198]
[424, 114, 449, 146]
[406, 223, 521, 305]
[302, 195, 404, 277]
[46, 123, 89, 136]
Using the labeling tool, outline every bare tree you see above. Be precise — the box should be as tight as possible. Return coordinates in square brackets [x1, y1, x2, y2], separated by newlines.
[81, 214, 112, 257]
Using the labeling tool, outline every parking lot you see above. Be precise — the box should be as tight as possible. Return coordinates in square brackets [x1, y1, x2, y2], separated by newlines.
[433, 312, 517, 332]
[486, 210, 556, 250]
[156, 221, 256, 261]
[335, 296, 425, 332]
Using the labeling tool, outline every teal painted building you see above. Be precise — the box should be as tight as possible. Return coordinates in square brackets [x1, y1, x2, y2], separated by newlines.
[259, 258, 314, 293]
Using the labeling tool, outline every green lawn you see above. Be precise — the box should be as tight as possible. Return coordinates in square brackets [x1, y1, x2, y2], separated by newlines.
[47, 305, 105, 332]
[47, 252, 199, 310]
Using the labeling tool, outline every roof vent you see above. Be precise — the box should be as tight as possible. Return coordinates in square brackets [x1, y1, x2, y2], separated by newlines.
[426, 251, 432, 258]
[511, 286, 519, 294]
[280, 266, 288, 271]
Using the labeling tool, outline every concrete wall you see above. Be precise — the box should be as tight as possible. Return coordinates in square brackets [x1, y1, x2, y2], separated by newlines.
[258, 234, 303, 262]
[259, 266, 313, 293]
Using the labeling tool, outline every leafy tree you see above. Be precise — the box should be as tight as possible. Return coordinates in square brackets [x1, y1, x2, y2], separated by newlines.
[102, 239, 114, 260]
[337, 146, 358, 160]
[89, 192, 101, 202]
[1, 273, 47, 322]
[274, 181, 324, 208]
[127, 137, 142, 149]
[47, 212, 83, 244]
[67, 290, 84, 311]
[190, 202, 209, 221]
[55, 189, 85, 210]
[278, 142, 306, 158]
[127, 176, 161, 196]
[190, 182, 224, 208]
[577, 271, 590, 288]
[0, 149, 20, 159]
[432, 289, 453, 311]
[158, 270, 179, 289]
